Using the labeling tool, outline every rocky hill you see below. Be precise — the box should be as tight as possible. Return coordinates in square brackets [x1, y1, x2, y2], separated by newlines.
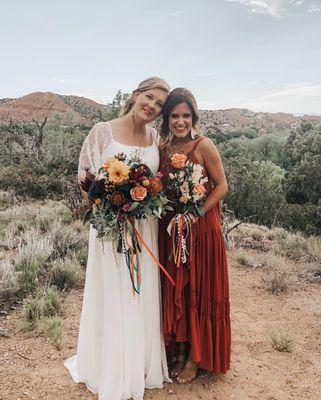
[0, 92, 108, 126]
[1, 92, 320, 133]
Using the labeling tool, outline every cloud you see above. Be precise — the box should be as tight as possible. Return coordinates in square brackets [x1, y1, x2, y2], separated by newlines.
[226, 0, 287, 17]
[231, 82, 321, 113]
[308, 2, 321, 13]
[226, 0, 307, 17]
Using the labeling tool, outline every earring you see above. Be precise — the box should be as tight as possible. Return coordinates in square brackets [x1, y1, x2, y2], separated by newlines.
[190, 128, 196, 140]
[168, 130, 174, 142]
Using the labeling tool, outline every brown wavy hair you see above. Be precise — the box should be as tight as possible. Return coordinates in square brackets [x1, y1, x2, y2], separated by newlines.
[160, 87, 200, 141]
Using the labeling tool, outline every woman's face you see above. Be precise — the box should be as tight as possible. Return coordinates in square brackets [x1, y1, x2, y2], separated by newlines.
[133, 88, 167, 123]
[168, 102, 193, 139]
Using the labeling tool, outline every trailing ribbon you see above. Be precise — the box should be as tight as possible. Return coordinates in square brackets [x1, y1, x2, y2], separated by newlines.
[167, 214, 193, 269]
[128, 219, 176, 287]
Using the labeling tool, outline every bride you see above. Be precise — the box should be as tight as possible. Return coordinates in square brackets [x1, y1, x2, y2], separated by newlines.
[65, 77, 171, 400]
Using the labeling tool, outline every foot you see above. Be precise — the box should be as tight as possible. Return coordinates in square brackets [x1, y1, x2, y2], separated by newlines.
[170, 354, 186, 378]
[176, 359, 198, 384]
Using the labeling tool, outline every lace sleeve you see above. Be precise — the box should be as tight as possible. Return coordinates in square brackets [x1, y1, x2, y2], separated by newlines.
[78, 122, 112, 182]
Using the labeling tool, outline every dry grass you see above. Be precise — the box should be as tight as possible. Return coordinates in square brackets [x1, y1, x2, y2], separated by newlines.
[273, 232, 308, 261]
[262, 268, 292, 295]
[0, 260, 19, 302]
[234, 251, 253, 267]
[267, 327, 294, 352]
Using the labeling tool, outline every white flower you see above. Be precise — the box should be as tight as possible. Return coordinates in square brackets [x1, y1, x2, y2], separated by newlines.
[169, 173, 175, 179]
[180, 181, 189, 195]
[178, 171, 185, 182]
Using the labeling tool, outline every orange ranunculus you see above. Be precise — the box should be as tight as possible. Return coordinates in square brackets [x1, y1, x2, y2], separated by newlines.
[171, 153, 187, 169]
[193, 184, 206, 195]
[148, 178, 163, 197]
[103, 157, 117, 172]
[130, 185, 147, 201]
[108, 160, 130, 184]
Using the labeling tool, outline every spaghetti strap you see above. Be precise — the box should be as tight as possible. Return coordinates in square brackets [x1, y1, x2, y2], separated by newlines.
[191, 136, 207, 152]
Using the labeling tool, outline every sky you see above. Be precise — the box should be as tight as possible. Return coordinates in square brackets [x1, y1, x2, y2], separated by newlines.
[1, 0, 320, 114]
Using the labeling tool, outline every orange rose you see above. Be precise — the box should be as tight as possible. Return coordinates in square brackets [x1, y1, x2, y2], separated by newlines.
[148, 178, 163, 197]
[193, 184, 206, 195]
[171, 153, 187, 169]
[130, 185, 147, 201]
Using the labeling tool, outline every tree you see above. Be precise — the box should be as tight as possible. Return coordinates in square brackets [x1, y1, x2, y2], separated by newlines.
[282, 123, 321, 204]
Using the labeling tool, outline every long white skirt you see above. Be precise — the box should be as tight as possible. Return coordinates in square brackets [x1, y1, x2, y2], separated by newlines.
[65, 219, 170, 400]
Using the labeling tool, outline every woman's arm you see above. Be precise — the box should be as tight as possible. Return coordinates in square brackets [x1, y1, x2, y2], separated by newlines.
[195, 137, 228, 214]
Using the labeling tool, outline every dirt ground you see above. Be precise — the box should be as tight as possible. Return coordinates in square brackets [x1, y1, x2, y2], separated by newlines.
[1, 253, 321, 400]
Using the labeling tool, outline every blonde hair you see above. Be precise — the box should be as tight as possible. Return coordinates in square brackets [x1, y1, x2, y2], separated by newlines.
[120, 76, 170, 116]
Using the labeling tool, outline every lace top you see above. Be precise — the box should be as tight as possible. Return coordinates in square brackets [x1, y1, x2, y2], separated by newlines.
[78, 122, 160, 181]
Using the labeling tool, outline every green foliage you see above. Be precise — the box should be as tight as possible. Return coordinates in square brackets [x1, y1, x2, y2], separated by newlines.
[0, 120, 87, 199]
[282, 124, 321, 204]
[210, 127, 259, 144]
[224, 158, 285, 226]
[219, 134, 286, 165]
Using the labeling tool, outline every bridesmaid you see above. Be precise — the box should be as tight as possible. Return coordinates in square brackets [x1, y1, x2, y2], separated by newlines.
[158, 88, 231, 383]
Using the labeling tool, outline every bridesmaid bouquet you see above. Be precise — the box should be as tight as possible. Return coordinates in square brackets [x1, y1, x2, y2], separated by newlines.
[167, 153, 208, 216]
[78, 152, 174, 294]
[166, 153, 208, 267]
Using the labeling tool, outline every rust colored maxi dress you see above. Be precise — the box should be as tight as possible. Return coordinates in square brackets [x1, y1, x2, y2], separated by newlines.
[158, 137, 231, 374]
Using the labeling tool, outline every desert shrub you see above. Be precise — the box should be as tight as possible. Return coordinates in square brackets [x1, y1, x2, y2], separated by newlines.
[235, 251, 253, 267]
[49, 259, 83, 291]
[37, 316, 64, 350]
[42, 286, 61, 317]
[0, 190, 16, 209]
[24, 297, 44, 323]
[15, 236, 53, 296]
[75, 246, 88, 267]
[49, 222, 85, 259]
[274, 232, 308, 260]
[224, 159, 285, 227]
[277, 202, 321, 235]
[24, 286, 61, 323]
[0, 260, 19, 302]
[267, 328, 294, 352]
[262, 269, 292, 294]
[306, 236, 321, 263]
[0, 223, 22, 250]
[271, 227, 288, 240]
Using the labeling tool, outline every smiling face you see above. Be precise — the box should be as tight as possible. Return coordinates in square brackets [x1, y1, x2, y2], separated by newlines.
[168, 102, 193, 139]
[132, 88, 168, 123]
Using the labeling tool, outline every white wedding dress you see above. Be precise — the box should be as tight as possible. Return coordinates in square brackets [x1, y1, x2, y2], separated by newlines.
[65, 122, 170, 400]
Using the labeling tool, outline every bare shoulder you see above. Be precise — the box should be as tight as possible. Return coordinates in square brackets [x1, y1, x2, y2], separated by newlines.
[197, 137, 219, 154]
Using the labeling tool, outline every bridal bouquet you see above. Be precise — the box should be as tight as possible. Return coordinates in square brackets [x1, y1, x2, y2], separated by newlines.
[165, 152, 208, 267]
[79, 152, 174, 293]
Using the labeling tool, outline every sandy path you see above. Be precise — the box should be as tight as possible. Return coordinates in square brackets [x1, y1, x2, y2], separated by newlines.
[1, 253, 320, 400]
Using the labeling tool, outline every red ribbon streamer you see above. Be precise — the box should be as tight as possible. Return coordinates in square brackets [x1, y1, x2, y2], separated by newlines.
[129, 220, 176, 287]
